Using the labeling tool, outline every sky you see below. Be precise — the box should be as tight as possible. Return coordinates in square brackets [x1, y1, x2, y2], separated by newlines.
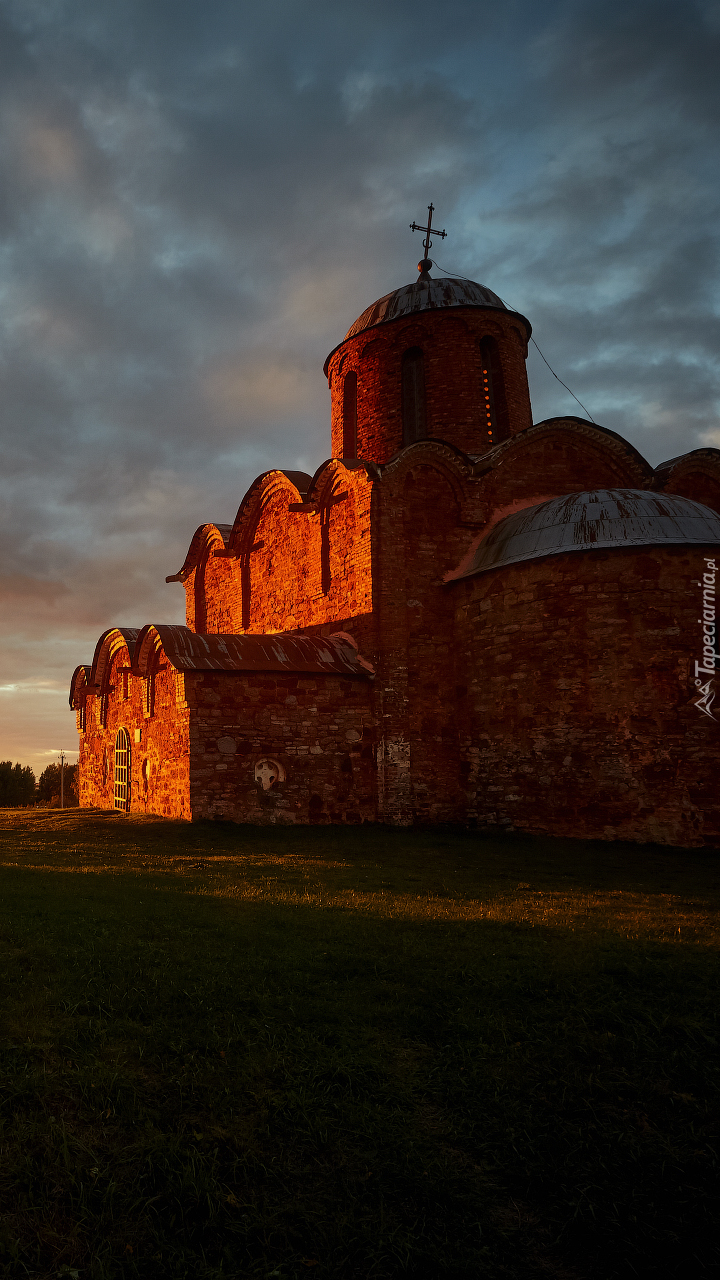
[1, 0, 719, 775]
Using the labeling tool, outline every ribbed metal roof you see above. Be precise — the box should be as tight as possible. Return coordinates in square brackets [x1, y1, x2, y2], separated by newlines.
[343, 276, 520, 341]
[134, 625, 375, 678]
[454, 489, 720, 580]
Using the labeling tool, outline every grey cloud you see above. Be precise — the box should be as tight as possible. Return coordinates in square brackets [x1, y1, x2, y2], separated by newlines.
[0, 0, 718, 769]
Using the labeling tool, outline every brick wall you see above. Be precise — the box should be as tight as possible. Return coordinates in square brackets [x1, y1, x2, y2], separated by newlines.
[185, 464, 374, 643]
[78, 639, 377, 824]
[451, 545, 720, 846]
[186, 669, 375, 823]
[79, 643, 190, 819]
[326, 308, 533, 464]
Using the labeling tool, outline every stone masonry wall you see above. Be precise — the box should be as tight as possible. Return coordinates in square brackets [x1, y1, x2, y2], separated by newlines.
[185, 465, 374, 646]
[452, 544, 720, 847]
[186, 670, 376, 824]
[79, 645, 190, 819]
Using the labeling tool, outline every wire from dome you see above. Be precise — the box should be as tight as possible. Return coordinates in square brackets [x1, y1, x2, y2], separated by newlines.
[430, 260, 597, 426]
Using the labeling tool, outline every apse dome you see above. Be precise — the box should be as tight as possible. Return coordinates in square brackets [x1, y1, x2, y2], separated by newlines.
[457, 489, 720, 579]
[344, 275, 530, 341]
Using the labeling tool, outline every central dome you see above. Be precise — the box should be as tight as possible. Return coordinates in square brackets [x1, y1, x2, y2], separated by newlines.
[344, 275, 528, 341]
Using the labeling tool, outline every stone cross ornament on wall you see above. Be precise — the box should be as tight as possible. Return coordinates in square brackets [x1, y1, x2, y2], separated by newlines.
[254, 759, 285, 791]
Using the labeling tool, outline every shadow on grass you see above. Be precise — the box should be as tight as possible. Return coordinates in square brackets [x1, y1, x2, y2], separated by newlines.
[0, 813, 718, 1278]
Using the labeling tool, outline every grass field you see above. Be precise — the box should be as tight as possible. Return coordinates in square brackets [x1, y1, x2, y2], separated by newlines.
[0, 810, 718, 1279]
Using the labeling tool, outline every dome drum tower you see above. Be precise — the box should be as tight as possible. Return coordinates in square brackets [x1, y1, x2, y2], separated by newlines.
[324, 274, 533, 464]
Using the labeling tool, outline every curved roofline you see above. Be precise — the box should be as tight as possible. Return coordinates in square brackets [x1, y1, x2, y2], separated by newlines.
[472, 417, 653, 485]
[323, 301, 532, 376]
[651, 447, 720, 497]
[449, 488, 720, 581]
[89, 627, 141, 693]
[69, 664, 93, 709]
[166, 522, 232, 584]
[133, 623, 375, 679]
[227, 469, 314, 557]
[653, 446, 720, 476]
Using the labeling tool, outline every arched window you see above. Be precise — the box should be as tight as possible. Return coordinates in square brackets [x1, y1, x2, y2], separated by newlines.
[342, 370, 357, 458]
[402, 348, 426, 446]
[114, 728, 131, 812]
[479, 337, 509, 446]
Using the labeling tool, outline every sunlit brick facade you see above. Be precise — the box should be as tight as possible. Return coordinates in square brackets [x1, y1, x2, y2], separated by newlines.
[72, 267, 720, 844]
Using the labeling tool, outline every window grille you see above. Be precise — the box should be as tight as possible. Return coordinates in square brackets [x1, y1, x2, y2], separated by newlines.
[114, 728, 131, 812]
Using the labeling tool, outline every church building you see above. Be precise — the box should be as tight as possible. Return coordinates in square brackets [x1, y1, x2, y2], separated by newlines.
[71, 216, 720, 846]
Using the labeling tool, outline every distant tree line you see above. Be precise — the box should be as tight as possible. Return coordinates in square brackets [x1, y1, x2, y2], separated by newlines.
[0, 762, 36, 806]
[0, 761, 79, 808]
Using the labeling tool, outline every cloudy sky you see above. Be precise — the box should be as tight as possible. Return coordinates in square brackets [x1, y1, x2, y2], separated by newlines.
[1, 0, 719, 775]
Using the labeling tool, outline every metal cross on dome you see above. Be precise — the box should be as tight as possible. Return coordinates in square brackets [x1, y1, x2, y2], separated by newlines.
[410, 203, 447, 269]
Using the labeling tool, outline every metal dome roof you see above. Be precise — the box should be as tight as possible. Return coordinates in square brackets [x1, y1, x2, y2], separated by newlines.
[455, 489, 720, 580]
[343, 275, 526, 341]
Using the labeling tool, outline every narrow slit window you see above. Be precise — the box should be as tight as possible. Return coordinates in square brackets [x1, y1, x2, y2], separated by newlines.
[342, 371, 357, 458]
[114, 728, 131, 812]
[479, 337, 509, 446]
[143, 673, 155, 719]
[401, 348, 427, 446]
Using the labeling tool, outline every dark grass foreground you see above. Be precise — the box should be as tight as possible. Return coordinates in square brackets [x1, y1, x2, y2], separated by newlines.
[0, 812, 718, 1279]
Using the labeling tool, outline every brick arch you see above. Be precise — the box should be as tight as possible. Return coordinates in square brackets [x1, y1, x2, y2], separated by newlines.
[652, 448, 720, 515]
[383, 438, 474, 509]
[477, 417, 652, 494]
[229, 470, 309, 557]
[230, 470, 317, 631]
[69, 664, 92, 711]
[132, 624, 167, 677]
[166, 522, 232, 585]
[89, 627, 139, 731]
[360, 337, 383, 360]
[90, 628, 140, 698]
[391, 322, 430, 347]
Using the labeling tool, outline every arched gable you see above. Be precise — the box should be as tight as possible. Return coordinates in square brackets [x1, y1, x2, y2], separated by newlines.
[382, 437, 479, 525]
[69, 664, 93, 709]
[465, 417, 651, 529]
[307, 460, 373, 606]
[226, 469, 317, 630]
[652, 448, 720, 515]
[165, 523, 232, 585]
[165, 523, 234, 634]
[90, 627, 141, 696]
[477, 417, 652, 486]
[132, 624, 166, 678]
[228, 470, 313, 558]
